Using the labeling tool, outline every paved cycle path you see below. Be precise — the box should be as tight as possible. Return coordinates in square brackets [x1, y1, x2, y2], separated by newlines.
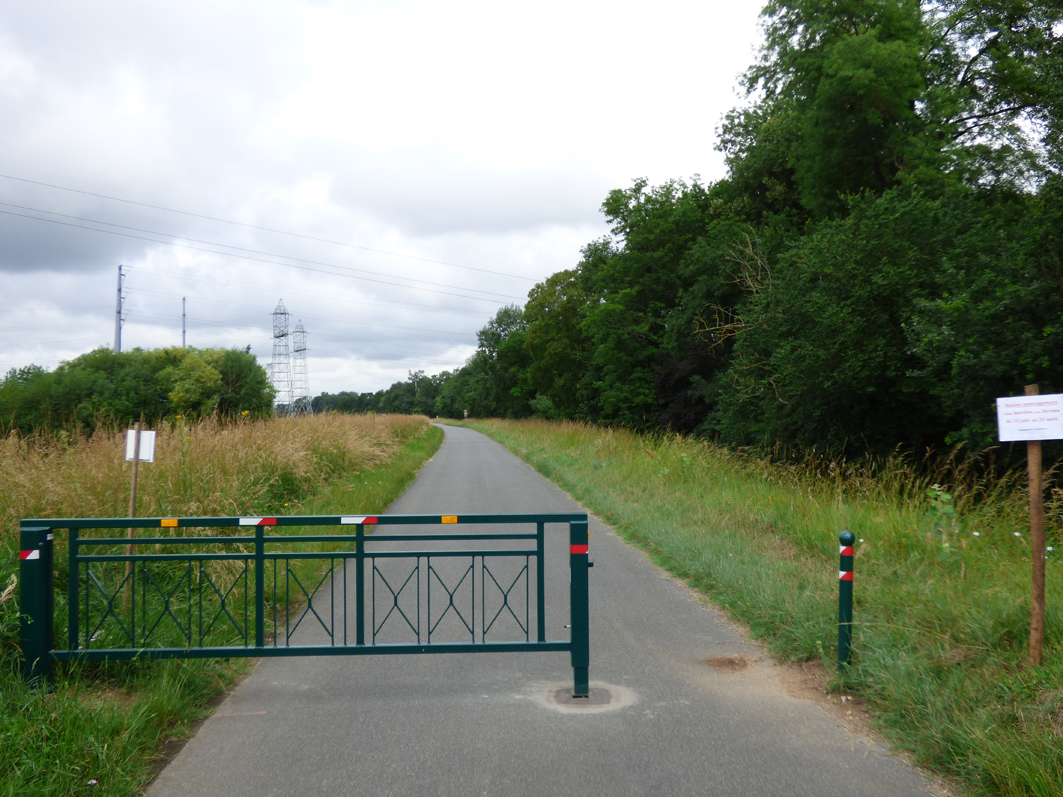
[148, 425, 943, 797]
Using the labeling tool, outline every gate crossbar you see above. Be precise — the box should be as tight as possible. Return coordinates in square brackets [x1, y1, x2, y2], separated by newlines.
[19, 513, 591, 696]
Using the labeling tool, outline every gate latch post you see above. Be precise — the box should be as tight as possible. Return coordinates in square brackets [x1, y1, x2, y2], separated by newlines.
[569, 518, 590, 697]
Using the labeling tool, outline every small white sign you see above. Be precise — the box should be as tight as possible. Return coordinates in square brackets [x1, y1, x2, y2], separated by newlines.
[996, 394, 1063, 442]
[125, 430, 156, 462]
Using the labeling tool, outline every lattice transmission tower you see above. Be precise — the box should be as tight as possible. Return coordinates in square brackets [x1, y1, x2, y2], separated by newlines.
[270, 300, 293, 416]
[291, 320, 312, 416]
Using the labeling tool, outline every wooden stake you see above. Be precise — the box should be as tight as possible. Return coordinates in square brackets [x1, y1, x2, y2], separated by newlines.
[124, 421, 142, 614]
[1025, 384, 1045, 667]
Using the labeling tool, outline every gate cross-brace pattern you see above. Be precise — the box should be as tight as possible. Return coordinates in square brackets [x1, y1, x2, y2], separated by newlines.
[19, 513, 591, 696]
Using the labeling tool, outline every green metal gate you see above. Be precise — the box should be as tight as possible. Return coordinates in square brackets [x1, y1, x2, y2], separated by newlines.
[19, 512, 591, 695]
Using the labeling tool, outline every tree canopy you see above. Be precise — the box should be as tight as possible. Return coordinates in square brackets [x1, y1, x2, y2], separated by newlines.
[317, 0, 1062, 464]
[0, 347, 275, 434]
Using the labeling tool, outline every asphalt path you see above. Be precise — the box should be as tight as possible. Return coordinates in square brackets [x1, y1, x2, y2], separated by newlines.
[147, 424, 942, 797]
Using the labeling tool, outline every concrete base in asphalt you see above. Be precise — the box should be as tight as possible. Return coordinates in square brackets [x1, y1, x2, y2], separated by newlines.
[147, 425, 945, 797]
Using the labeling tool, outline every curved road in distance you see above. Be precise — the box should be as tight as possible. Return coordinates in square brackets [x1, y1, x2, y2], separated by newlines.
[148, 424, 942, 797]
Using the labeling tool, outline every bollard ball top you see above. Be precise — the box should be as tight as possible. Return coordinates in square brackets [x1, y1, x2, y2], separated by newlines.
[839, 530, 856, 546]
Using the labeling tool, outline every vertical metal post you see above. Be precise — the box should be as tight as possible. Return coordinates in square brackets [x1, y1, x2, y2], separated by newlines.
[569, 519, 590, 697]
[255, 525, 265, 648]
[20, 526, 54, 685]
[536, 522, 546, 643]
[356, 523, 365, 646]
[68, 527, 79, 652]
[838, 530, 855, 672]
[114, 264, 123, 352]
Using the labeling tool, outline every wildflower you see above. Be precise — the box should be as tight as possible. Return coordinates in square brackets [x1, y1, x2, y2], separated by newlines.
[972, 532, 980, 537]
[1014, 532, 1022, 537]
[1048, 547, 1055, 553]
[859, 538, 865, 543]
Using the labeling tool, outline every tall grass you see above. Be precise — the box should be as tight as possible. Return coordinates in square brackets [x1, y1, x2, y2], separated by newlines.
[0, 413, 439, 797]
[0, 412, 428, 524]
[465, 419, 1063, 797]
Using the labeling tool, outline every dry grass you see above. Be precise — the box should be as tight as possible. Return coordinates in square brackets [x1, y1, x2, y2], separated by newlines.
[0, 412, 429, 529]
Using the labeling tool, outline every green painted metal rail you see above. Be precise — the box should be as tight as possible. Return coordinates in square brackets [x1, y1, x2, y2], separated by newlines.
[19, 513, 592, 696]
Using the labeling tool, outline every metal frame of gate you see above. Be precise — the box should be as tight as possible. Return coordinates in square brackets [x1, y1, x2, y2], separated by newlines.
[19, 513, 591, 695]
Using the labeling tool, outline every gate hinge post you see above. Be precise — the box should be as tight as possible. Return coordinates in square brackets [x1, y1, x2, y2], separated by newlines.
[20, 526, 54, 686]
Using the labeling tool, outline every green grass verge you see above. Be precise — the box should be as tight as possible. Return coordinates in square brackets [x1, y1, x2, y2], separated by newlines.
[459, 419, 1062, 797]
[0, 423, 443, 797]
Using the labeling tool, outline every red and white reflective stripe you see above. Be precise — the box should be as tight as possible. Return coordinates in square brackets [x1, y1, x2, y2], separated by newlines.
[239, 517, 277, 526]
[839, 545, 854, 556]
[839, 570, 853, 581]
[20, 550, 40, 561]
[340, 516, 378, 525]
[570, 544, 589, 555]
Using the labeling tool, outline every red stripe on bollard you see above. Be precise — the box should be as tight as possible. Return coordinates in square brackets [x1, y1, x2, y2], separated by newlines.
[570, 544, 589, 554]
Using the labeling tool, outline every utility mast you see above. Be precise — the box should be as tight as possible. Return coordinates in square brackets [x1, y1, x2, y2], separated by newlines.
[291, 320, 312, 415]
[269, 300, 293, 416]
[182, 297, 186, 347]
[114, 264, 125, 352]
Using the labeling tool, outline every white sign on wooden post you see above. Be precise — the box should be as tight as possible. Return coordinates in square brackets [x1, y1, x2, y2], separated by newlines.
[125, 429, 156, 462]
[997, 386, 1058, 667]
[996, 394, 1063, 442]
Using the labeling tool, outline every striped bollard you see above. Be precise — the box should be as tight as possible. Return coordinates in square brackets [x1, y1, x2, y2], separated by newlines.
[838, 530, 855, 672]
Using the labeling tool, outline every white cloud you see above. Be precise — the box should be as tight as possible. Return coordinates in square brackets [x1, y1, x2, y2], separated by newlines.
[0, 0, 763, 394]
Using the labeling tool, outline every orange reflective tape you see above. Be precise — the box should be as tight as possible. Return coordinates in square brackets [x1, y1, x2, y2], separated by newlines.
[161, 519, 178, 527]
[441, 515, 458, 524]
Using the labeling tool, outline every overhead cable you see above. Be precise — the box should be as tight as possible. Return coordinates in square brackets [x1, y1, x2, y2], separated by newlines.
[0, 208, 520, 304]
[0, 173, 536, 280]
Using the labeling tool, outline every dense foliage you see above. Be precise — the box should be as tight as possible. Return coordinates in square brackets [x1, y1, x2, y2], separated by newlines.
[321, 1, 1063, 461]
[0, 347, 275, 433]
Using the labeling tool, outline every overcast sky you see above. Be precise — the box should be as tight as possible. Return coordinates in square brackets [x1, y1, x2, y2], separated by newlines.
[0, 0, 764, 399]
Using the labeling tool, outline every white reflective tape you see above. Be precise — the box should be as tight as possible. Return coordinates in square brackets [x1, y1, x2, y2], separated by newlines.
[22, 550, 40, 560]
[239, 517, 262, 526]
[340, 516, 367, 525]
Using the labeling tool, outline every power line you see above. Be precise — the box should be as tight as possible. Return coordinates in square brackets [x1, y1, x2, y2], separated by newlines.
[0, 204, 526, 302]
[125, 267, 491, 318]
[0, 209, 515, 305]
[120, 312, 468, 357]
[145, 311, 475, 341]
[0, 173, 537, 281]
[112, 287, 479, 338]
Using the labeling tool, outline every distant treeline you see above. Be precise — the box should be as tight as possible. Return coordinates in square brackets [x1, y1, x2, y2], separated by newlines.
[313, 370, 457, 418]
[0, 347, 275, 434]
[320, 1, 1063, 464]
